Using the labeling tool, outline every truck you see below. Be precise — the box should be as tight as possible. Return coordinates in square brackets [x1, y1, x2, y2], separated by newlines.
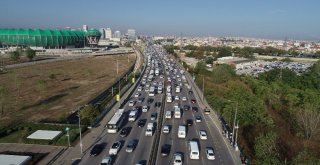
[145, 123, 154, 136]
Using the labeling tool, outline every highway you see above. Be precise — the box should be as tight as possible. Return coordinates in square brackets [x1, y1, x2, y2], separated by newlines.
[76, 43, 237, 165]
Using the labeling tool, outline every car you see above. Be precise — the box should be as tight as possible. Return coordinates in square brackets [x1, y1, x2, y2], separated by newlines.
[126, 140, 137, 153]
[134, 93, 140, 98]
[192, 107, 198, 112]
[147, 98, 154, 104]
[186, 119, 193, 126]
[206, 147, 215, 160]
[161, 144, 171, 157]
[101, 156, 113, 165]
[199, 130, 208, 140]
[160, 75, 164, 79]
[191, 99, 196, 104]
[173, 153, 183, 165]
[109, 141, 121, 155]
[145, 87, 149, 92]
[120, 127, 130, 137]
[151, 113, 157, 120]
[175, 96, 180, 101]
[137, 86, 142, 92]
[155, 102, 161, 107]
[142, 106, 148, 112]
[182, 97, 187, 101]
[188, 91, 193, 95]
[163, 125, 170, 133]
[138, 97, 144, 103]
[129, 101, 135, 106]
[138, 119, 146, 127]
[90, 144, 104, 156]
[183, 105, 190, 111]
[195, 116, 202, 122]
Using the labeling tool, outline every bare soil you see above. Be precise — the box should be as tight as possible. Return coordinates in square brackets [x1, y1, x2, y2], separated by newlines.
[0, 54, 135, 127]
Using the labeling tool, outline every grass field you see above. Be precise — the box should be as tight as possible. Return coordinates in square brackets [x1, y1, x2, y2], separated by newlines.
[0, 54, 135, 128]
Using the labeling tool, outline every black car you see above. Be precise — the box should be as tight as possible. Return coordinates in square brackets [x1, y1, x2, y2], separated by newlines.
[138, 97, 144, 103]
[186, 119, 193, 126]
[120, 127, 130, 137]
[183, 105, 190, 111]
[188, 91, 193, 95]
[155, 102, 161, 107]
[147, 98, 154, 104]
[138, 119, 146, 127]
[90, 144, 104, 156]
[191, 99, 196, 104]
[192, 107, 198, 112]
[161, 144, 171, 157]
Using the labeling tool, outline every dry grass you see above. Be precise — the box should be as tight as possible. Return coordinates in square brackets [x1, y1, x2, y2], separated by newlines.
[0, 54, 135, 127]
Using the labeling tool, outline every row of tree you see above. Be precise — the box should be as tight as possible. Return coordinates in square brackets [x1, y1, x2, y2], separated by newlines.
[191, 60, 320, 164]
[9, 48, 36, 61]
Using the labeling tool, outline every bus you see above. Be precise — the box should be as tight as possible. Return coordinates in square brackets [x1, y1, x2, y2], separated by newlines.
[189, 141, 200, 159]
[106, 109, 125, 133]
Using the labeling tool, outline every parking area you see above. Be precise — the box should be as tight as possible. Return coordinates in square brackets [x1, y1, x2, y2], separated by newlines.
[236, 61, 312, 77]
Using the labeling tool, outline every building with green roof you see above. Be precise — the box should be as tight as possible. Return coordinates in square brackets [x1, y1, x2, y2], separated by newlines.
[0, 29, 101, 48]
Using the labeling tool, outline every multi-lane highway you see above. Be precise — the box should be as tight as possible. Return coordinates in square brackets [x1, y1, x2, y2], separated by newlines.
[76, 43, 237, 165]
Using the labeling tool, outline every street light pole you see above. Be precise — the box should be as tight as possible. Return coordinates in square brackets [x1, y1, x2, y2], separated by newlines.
[235, 120, 239, 151]
[78, 108, 83, 155]
[232, 102, 238, 146]
[202, 76, 204, 101]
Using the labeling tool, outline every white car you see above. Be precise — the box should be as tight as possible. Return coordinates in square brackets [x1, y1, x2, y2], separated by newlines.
[160, 75, 164, 79]
[175, 96, 180, 101]
[142, 106, 148, 112]
[163, 125, 170, 133]
[145, 87, 149, 92]
[173, 153, 183, 165]
[137, 87, 142, 91]
[182, 97, 187, 101]
[101, 156, 113, 165]
[206, 147, 215, 160]
[129, 101, 134, 106]
[199, 130, 207, 140]
[109, 141, 121, 155]
[134, 93, 140, 98]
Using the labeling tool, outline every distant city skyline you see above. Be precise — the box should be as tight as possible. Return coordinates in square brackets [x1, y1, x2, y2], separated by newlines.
[0, 0, 319, 41]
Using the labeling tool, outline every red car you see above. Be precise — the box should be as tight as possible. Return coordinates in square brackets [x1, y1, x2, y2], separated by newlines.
[191, 99, 196, 104]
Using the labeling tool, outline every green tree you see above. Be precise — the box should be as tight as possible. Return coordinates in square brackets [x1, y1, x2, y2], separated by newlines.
[194, 61, 206, 74]
[292, 150, 320, 165]
[26, 48, 36, 61]
[254, 131, 281, 164]
[80, 104, 100, 125]
[205, 56, 214, 64]
[281, 57, 293, 63]
[218, 47, 232, 57]
[0, 86, 8, 118]
[211, 64, 236, 84]
[295, 103, 320, 140]
[10, 51, 21, 61]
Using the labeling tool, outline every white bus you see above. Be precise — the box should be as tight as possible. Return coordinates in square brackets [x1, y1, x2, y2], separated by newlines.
[106, 109, 125, 133]
[128, 109, 138, 122]
[178, 125, 186, 138]
[174, 106, 181, 118]
[189, 141, 200, 159]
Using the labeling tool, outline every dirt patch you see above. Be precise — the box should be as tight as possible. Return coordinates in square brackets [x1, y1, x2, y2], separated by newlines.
[0, 54, 135, 127]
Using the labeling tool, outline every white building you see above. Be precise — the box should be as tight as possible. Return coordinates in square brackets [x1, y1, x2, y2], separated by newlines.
[114, 30, 121, 38]
[127, 29, 136, 41]
[105, 28, 112, 40]
[83, 25, 88, 32]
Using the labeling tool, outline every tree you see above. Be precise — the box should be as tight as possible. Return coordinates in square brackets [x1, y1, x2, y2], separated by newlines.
[295, 104, 320, 140]
[292, 150, 320, 165]
[205, 56, 214, 64]
[194, 61, 206, 74]
[10, 51, 20, 61]
[80, 104, 100, 125]
[218, 47, 232, 57]
[26, 48, 36, 61]
[211, 64, 236, 84]
[0, 85, 8, 118]
[254, 131, 281, 164]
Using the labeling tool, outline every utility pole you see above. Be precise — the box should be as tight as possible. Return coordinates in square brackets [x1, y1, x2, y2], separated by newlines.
[117, 60, 119, 75]
[202, 76, 204, 101]
[118, 78, 121, 108]
[235, 120, 239, 151]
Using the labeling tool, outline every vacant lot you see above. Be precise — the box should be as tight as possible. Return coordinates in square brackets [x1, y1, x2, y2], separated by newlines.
[0, 54, 135, 128]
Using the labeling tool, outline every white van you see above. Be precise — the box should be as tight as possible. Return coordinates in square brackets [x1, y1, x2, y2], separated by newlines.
[178, 125, 186, 138]
[189, 141, 200, 159]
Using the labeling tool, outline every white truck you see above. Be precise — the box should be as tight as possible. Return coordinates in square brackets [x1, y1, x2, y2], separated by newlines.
[145, 123, 154, 136]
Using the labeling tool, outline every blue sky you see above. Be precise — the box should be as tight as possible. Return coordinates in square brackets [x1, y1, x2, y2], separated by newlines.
[0, 0, 319, 40]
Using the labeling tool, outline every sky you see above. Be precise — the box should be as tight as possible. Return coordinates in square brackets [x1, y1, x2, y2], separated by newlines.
[0, 0, 319, 40]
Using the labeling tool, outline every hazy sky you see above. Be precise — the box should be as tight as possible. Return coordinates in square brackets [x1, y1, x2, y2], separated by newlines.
[1, 0, 319, 40]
